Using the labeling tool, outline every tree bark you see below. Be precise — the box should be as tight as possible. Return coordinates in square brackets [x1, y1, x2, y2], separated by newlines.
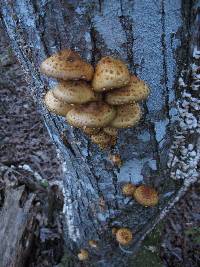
[0, 185, 36, 267]
[0, 1, 199, 266]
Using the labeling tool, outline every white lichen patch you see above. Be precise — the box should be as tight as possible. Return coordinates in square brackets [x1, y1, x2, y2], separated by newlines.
[168, 46, 200, 181]
[118, 157, 157, 184]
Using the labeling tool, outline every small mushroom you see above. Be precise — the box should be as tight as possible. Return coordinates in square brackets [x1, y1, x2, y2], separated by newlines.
[133, 185, 159, 207]
[89, 240, 98, 248]
[52, 80, 98, 104]
[109, 154, 122, 167]
[66, 102, 116, 128]
[77, 249, 89, 261]
[122, 183, 136, 196]
[82, 126, 101, 135]
[110, 103, 141, 128]
[40, 49, 94, 81]
[103, 127, 118, 136]
[116, 228, 133, 245]
[92, 56, 130, 92]
[91, 131, 111, 149]
[44, 90, 73, 116]
[105, 75, 150, 105]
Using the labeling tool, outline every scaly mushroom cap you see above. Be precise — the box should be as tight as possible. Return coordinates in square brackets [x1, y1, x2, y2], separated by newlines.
[91, 132, 111, 149]
[105, 75, 150, 105]
[52, 80, 98, 104]
[116, 228, 133, 245]
[44, 90, 73, 116]
[134, 185, 159, 207]
[40, 49, 94, 81]
[103, 127, 118, 136]
[110, 103, 141, 128]
[92, 56, 130, 92]
[89, 240, 98, 248]
[82, 127, 101, 135]
[122, 183, 136, 196]
[66, 102, 116, 128]
[77, 249, 89, 261]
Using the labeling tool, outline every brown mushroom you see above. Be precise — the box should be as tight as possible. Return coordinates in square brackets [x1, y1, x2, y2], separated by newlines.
[88, 240, 98, 248]
[105, 75, 150, 105]
[116, 228, 133, 245]
[77, 249, 89, 261]
[91, 131, 111, 149]
[40, 49, 94, 81]
[44, 90, 73, 116]
[52, 80, 98, 104]
[66, 102, 116, 128]
[82, 127, 101, 135]
[110, 103, 141, 128]
[109, 154, 122, 167]
[133, 185, 159, 207]
[122, 183, 136, 196]
[92, 56, 130, 92]
[103, 127, 118, 136]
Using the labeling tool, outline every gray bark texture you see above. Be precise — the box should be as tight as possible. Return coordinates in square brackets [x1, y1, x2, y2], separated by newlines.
[0, 0, 199, 266]
[0, 186, 36, 267]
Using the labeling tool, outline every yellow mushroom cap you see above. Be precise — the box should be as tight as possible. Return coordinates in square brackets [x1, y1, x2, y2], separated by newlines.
[134, 185, 159, 207]
[88, 240, 98, 248]
[116, 228, 133, 245]
[110, 103, 141, 128]
[44, 90, 73, 116]
[92, 56, 130, 92]
[40, 49, 94, 81]
[66, 102, 116, 128]
[52, 80, 98, 104]
[122, 183, 136, 196]
[77, 249, 89, 261]
[103, 127, 118, 136]
[105, 75, 150, 105]
[91, 131, 111, 149]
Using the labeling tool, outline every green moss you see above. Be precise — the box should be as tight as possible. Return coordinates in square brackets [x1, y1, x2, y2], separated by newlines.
[128, 223, 164, 267]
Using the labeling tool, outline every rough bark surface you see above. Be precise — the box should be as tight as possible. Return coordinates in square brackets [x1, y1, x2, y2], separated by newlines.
[0, 1, 199, 266]
[0, 185, 36, 267]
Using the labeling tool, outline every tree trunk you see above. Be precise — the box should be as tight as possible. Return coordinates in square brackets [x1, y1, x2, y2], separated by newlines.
[1, 1, 199, 266]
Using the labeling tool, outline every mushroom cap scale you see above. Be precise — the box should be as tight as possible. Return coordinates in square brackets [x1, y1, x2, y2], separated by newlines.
[116, 228, 133, 245]
[40, 49, 94, 81]
[66, 102, 116, 128]
[92, 56, 130, 92]
[44, 90, 73, 116]
[110, 103, 141, 128]
[105, 75, 150, 105]
[134, 185, 159, 207]
[52, 80, 98, 104]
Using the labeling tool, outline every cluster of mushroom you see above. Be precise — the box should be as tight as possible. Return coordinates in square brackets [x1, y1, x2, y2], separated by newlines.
[122, 183, 159, 207]
[77, 184, 158, 261]
[110, 185, 159, 248]
[41, 49, 149, 149]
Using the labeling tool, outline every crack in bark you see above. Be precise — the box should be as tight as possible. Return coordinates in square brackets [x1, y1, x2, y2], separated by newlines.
[119, 15, 135, 70]
[161, 0, 170, 122]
